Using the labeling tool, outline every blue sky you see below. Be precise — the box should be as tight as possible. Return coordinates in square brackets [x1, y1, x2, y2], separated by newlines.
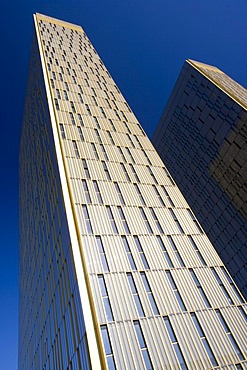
[0, 1, 246, 368]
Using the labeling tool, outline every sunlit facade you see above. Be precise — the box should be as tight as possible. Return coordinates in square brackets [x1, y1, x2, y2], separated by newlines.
[153, 60, 247, 300]
[19, 15, 247, 370]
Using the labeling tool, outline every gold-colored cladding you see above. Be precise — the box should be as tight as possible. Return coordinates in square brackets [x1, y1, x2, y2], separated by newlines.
[187, 59, 247, 110]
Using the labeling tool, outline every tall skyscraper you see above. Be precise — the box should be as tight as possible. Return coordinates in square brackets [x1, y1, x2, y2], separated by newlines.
[153, 59, 247, 300]
[19, 15, 247, 370]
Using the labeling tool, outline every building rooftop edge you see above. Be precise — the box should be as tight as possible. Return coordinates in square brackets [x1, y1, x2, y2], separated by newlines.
[34, 13, 83, 32]
[186, 59, 247, 110]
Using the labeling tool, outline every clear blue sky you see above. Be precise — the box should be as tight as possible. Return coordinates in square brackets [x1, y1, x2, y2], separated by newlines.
[0, 1, 246, 368]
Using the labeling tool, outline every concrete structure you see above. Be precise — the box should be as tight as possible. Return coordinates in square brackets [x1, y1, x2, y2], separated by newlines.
[153, 59, 247, 300]
[19, 16, 247, 370]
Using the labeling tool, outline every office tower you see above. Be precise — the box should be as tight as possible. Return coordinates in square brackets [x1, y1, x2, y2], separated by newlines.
[19, 14, 247, 370]
[153, 59, 247, 300]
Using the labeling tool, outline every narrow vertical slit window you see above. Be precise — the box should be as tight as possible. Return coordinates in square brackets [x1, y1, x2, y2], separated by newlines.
[91, 143, 99, 159]
[191, 313, 218, 367]
[56, 89, 61, 99]
[211, 268, 234, 305]
[96, 236, 109, 272]
[134, 321, 153, 370]
[157, 236, 174, 268]
[114, 182, 125, 205]
[70, 101, 76, 112]
[141, 272, 159, 315]
[59, 124, 66, 139]
[72, 140, 79, 158]
[189, 269, 211, 308]
[122, 236, 136, 270]
[134, 236, 149, 269]
[95, 128, 102, 143]
[107, 131, 115, 145]
[221, 267, 244, 303]
[188, 235, 206, 266]
[169, 208, 184, 233]
[134, 184, 146, 206]
[164, 317, 188, 370]
[163, 167, 175, 185]
[94, 116, 100, 128]
[82, 205, 93, 234]
[85, 104, 92, 115]
[108, 119, 116, 131]
[120, 163, 131, 182]
[77, 113, 83, 126]
[69, 112, 75, 125]
[102, 161, 111, 180]
[98, 275, 113, 321]
[127, 274, 144, 317]
[64, 90, 69, 100]
[118, 147, 126, 162]
[142, 149, 151, 165]
[161, 186, 175, 207]
[168, 236, 185, 267]
[150, 208, 164, 233]
[100, 144, 108, 161]
[54, 98, 60, 110]
[147, 166, 158, 184]
[77, 126, 84, 141]
[82, 159, 90, 179]
[93, 181, 103, 204]
[118, 207, 130, 234]
[139, 207, 153, 234]
[166, 271, 186, 311]
[106, 206, 118, 234]
[130, 163, 140, 182]
[153, 185, 165, 207]
[100, 325, 116, 370]
[134, 134, 142, 148]
[216, 310, 244, 361]
[187, 209, 203, 233]
[126, 147, 135, 163]
[127, 134, 135, 147]
[82, 180, 91, 204]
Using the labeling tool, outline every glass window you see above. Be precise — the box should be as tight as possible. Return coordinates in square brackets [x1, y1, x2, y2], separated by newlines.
[134, 184, 146, 206]
[72, 140, 80, 158]
[211, 268, 233, 305]
[150, 208, 163, 233]
[82, 180, 91, 204]
[141, 272, 159, 315]
[93, 181, 103, 204]
[164, 317, 188, 370]
[128, 274, 144, 317]
[114, 182, 125, 205]
[157, 236, 173, 268]
[139, 207, 153, 234]
[189, 269, 211, 308]
[118, 207, 130, 234]
[106, 206, 118, 234]
[134, 321, 153, 370]
[134, 236, 149, 269]
[168, 236, 185, 267]
[168, 208, 184, 233]
[191, 313, 218, 367]
[96, 236, 109, 272]
[166, 271, 186, 311]
[98, 275, 113, 321]
[82, 205, 93, 234]
[216, 309, 244, 361]
[82, 159, 90, 179]
[122, 236, 136, 270]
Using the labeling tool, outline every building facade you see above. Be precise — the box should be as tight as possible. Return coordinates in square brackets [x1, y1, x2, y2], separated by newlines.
[19, 15, 247, 370]
[153, 60, 247, 300]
